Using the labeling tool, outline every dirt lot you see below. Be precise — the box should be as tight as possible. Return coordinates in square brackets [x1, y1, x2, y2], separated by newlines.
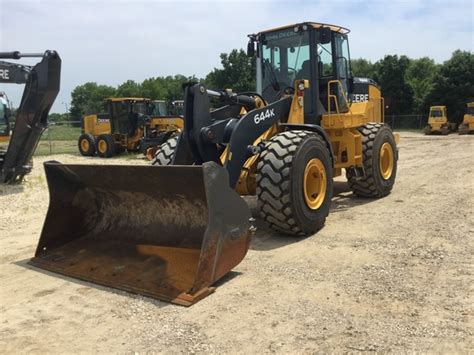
[0, 132, 473, 353]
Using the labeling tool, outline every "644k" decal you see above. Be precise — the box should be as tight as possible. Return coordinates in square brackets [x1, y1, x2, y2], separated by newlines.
[253, 108, 275, 124]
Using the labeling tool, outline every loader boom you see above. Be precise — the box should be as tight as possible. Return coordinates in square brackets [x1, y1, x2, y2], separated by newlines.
[0, 51, 61, 183]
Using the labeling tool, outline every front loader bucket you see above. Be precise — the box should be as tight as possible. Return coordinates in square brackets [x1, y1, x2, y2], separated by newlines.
[29, 161, 252, 306]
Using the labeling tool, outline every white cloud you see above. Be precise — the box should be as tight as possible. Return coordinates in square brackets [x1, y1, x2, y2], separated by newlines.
[0, 0, 472, 112]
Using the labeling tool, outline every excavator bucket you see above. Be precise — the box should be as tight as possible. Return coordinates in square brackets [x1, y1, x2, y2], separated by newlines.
[29, 161, 253, 306]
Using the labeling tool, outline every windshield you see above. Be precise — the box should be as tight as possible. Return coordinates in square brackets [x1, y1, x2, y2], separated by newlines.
[261, 28, 310, 101]
[133, 102, 148, 115]
[152, 101, 168, 116]
[466, 106, 474, 115]
[430, 109, 444, 117]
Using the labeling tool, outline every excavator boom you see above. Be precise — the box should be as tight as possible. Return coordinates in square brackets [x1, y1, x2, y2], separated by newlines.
[0, 51, 61, 183]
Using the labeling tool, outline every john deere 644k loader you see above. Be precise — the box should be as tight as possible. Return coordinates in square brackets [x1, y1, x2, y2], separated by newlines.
[30, 22, 398, 305]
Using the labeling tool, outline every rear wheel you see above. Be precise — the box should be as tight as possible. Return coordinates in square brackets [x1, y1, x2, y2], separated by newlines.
[347, 123, 397, 197]
[256, 131, 333, 235]
[78, 133, 96, 156]
[152, 135, 179, 166]
[96, 134, 116, 158]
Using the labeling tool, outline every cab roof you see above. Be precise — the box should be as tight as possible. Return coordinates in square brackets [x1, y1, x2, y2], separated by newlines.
[257, 22, 350, 35]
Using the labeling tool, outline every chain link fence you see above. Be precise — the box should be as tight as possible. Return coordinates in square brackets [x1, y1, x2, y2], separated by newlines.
[384, 115, 426, 131]
[35, 121, 82, 156]
[33, 115, 426, 156]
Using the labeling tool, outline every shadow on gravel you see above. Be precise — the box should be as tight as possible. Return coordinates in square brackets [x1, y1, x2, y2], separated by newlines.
[0, 184, 24, 196]
[330, 181, 377, 213]
[14, 257, 172, 308]
[244, 181, 378, 251]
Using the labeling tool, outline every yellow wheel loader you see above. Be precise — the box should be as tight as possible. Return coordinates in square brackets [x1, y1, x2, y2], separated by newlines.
[30, 22, 398, 306]
[78, 98, 183, 158]
[0, 51, 61, 184]
[424, 106, 456, 135]
[458, 102, 474, 135]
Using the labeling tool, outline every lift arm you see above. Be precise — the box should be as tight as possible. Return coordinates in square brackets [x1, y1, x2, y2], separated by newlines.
[0, 50, 61, 184]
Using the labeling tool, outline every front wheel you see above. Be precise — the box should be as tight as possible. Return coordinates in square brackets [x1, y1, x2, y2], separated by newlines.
[347, 123, 398, 197]
[256, 131, 333, 235]
[78, 133, 96, 156]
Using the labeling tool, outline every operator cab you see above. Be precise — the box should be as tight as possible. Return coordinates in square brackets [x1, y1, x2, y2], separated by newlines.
[429, 106, 447, 120]
[248, 22, 352, 124]
[105, 98, 154, 136]
[0, 93, 11, 138]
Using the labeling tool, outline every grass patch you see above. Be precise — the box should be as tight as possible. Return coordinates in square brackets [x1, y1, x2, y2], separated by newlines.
[41, 125, 82, 141]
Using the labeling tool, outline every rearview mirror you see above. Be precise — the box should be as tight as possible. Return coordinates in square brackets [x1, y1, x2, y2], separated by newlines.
[247, 41, 255, 57]
[318, 27, 332, 44]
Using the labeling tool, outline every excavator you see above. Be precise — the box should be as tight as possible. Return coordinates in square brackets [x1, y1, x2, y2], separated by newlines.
[0, 51, 61, 183]
[30, 22, 398, 306]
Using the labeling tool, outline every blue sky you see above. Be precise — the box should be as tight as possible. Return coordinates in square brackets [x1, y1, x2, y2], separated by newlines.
[0, 0, 472, 113]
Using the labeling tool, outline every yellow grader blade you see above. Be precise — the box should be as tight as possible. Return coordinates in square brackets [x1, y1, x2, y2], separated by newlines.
[29, 161, 252, 306]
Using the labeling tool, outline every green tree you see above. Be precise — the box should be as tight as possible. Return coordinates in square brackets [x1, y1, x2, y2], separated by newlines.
[205, 49, 255, 92]
[70, 82, 116, 121]
[374, 55, 414, 115]
[116, 80, 142, 97]
[405, 57, 439, 113]
[423, 50, 474, 123]
[351, 58, 376, 78]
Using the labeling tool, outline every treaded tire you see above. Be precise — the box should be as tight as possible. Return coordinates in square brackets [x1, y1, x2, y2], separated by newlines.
[346, 123, 397, 198]
[96, 134, 116, 158]
[256, 130, 333, 236]
[152, 135, 179, 166]
[423, 125, 432, 135]
[78, 133, 96, 156]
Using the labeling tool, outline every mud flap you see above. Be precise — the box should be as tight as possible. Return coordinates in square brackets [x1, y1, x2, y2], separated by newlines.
[29, 161, 253, 306]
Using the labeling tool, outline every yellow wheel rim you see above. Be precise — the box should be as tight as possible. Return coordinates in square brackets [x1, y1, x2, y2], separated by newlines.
[303, 158, 327, 210]
[98, 139, 107, 154]
[80, 138, 89, 152]
[379, 142, 394, 180]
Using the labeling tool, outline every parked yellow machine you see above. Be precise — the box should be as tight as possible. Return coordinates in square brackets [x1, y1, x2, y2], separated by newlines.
[78, 97, 183, 158]
[458, 102, 474, 135]
[31, 22, 399, 306]
[424, 106, 456, 135]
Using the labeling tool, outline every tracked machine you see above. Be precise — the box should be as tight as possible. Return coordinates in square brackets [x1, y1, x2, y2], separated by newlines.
[0, 51, 61, 183]
[458, 102, 474, 135]
[424, 106, 456, 135]
[30, 23, 398, 305]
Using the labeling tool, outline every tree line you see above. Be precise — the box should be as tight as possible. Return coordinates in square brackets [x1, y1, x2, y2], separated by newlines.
[65, 49, 472, 124]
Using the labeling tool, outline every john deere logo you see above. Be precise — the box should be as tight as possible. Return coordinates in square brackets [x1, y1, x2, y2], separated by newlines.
[254, 109, 275, 124]
[0, 69, 10, 80]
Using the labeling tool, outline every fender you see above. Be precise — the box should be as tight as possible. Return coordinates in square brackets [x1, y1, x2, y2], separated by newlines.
[279, 123, 335, 167]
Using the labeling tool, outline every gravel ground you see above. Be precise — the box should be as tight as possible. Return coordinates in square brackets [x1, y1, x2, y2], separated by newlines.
[0, 132, 473, 353]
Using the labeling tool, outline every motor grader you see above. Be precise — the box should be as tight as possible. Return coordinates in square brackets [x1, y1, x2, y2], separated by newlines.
[458, 102, 474, 135]
[0, 51, 61, 184]
[78, 98, 183, 158]
[424, 105, 456, 135]
[30, 22, 398, 306]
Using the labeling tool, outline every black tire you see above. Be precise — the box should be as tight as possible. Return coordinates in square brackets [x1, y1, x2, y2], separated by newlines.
[424, 125, 432, 135]
[152, 135, 179, 166]
[256, 131, 333, 236]
[441, 125, 449, 135]
[78, 133, 96, 156]
[96, 134, 116, 158]
[347, 123, 397, 198]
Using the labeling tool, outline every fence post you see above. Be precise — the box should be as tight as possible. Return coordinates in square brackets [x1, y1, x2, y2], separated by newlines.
[48, 126, 52, 155]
